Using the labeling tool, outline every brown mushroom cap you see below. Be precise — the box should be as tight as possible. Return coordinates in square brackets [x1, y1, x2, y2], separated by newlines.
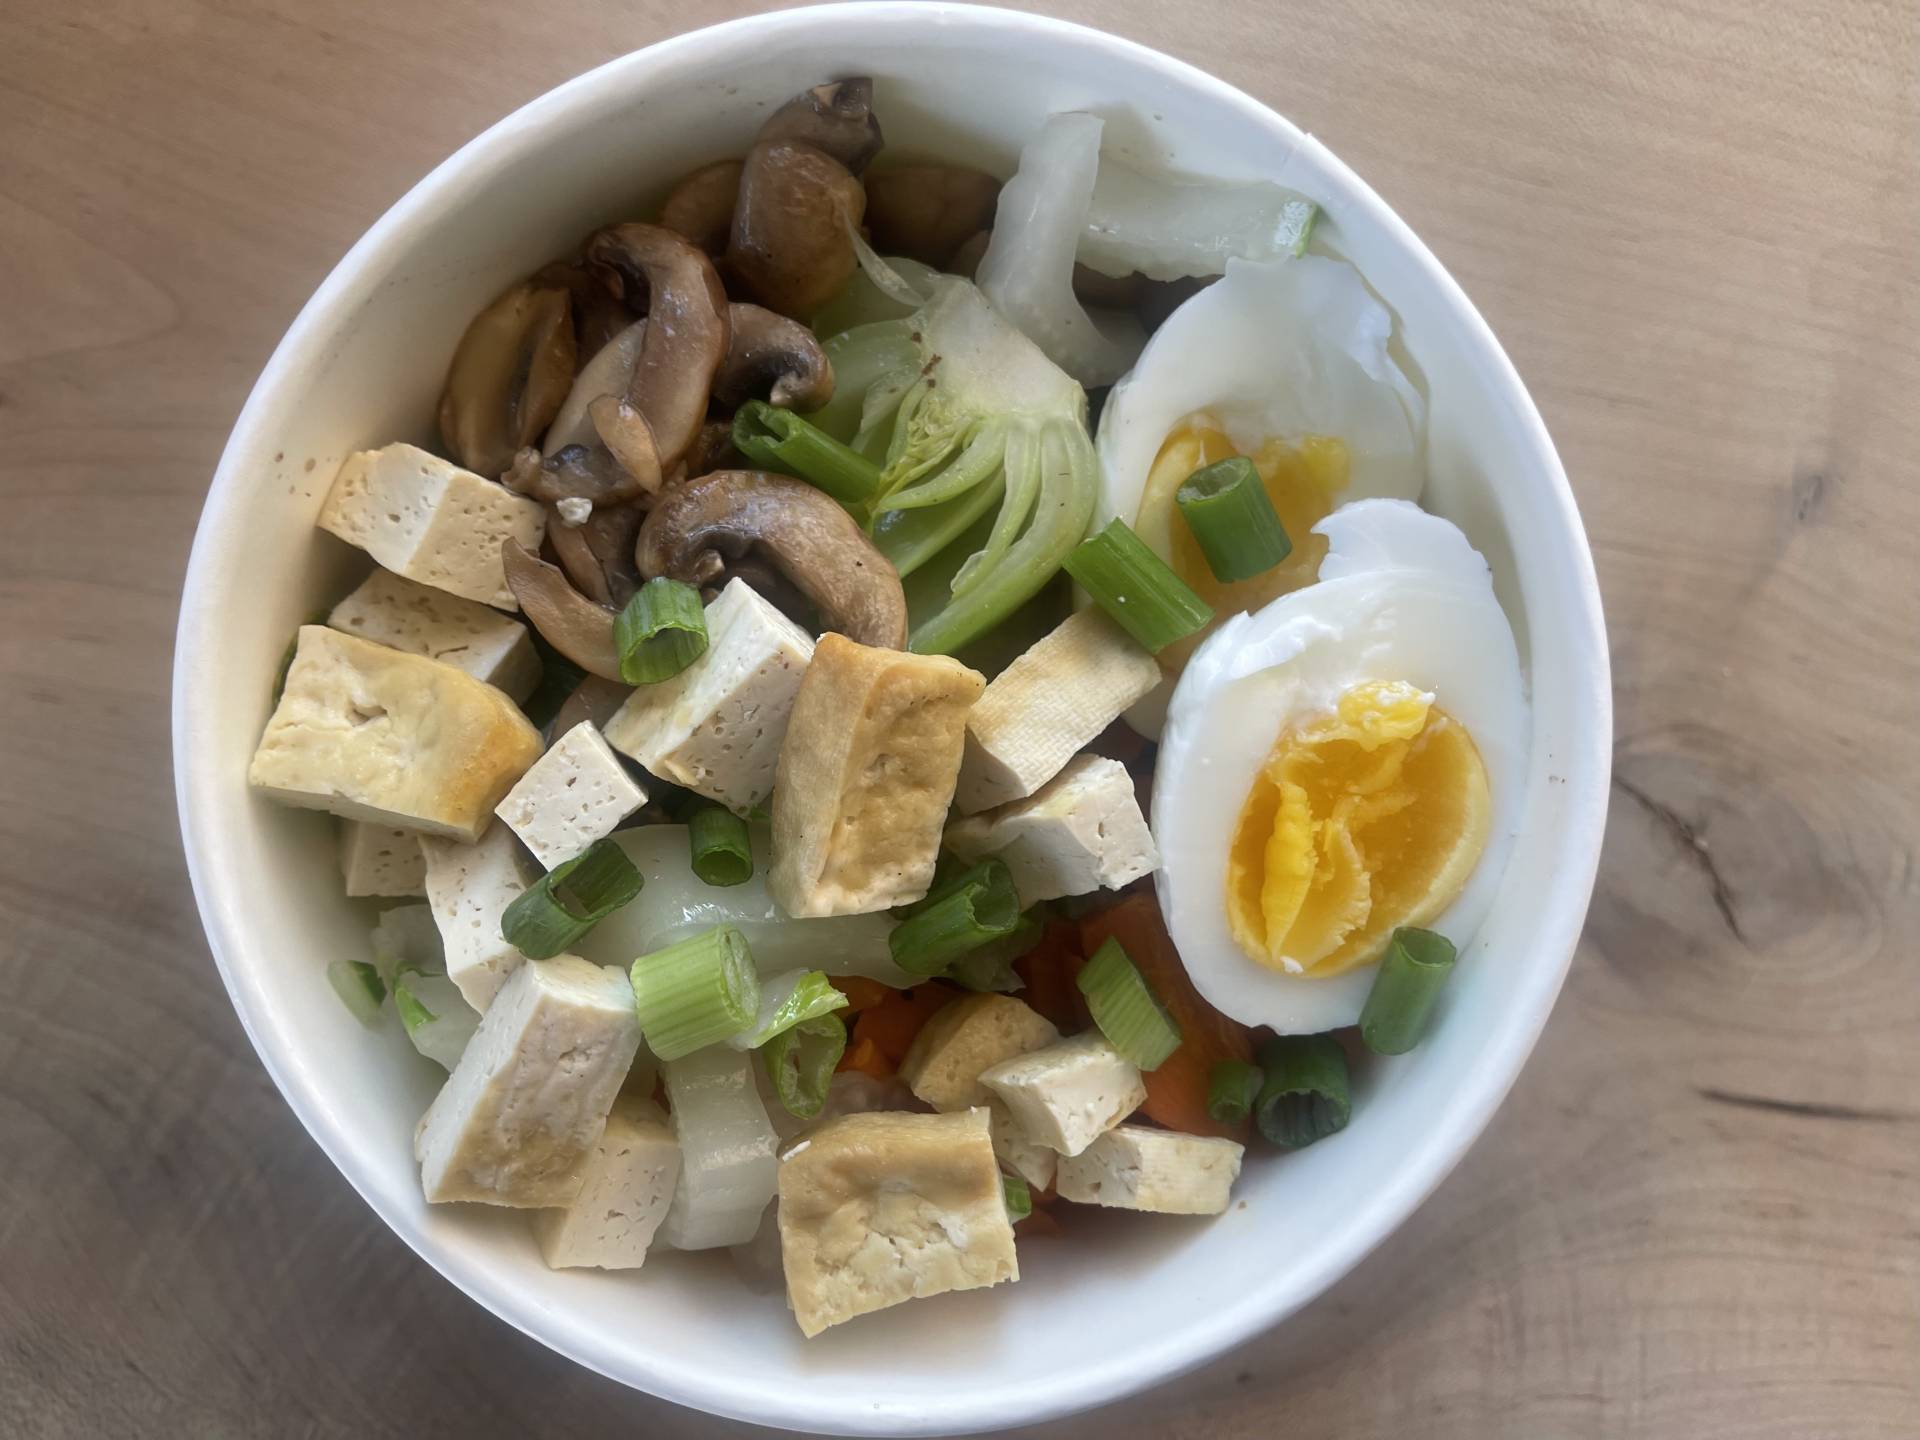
[438, 282, 578, 478]
[530, 258, 638, 357]
[756, 78, 883, 174]
[544, 319, 647, 453]
[549, 674, 635, 738]
[714, 304, 835, 411]
[501, 539, 623, 681]
[660, 159, 744, 255]
[502, 443, 650, 508]
[549, 498, 643, 609]
[863, 165, 1002, 269]
[636, 470, 908, 649]
[585, 223, 732, 472]
[727, 141, 866, 320]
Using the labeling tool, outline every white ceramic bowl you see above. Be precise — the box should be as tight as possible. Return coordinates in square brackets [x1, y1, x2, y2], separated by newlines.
[173, 5, 1610, 1433]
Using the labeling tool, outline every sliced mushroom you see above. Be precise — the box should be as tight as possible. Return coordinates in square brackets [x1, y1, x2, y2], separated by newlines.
[660, 159, 744, 254]
[588, 395, 664, 493]
[756, 78, 883, 174]
[714, 304, 834, 410]
[531, 258, 638, 357]
[550, 499, 643, 608]
[502, 539, 622, 681]
[586, 223, 732, 472]
[947, 228, 991, 280]
[727, 141, 866, 319]
[717, 554, 818, 629]
[636, 470, 908, 649]
[864, 165, 1001, 268]
[502, 443, 648, 508]
[550, 674, 635, 738]
[544, 319, 647, 453]
[438, 282, 578, 478]
[682, 419, 742, 479]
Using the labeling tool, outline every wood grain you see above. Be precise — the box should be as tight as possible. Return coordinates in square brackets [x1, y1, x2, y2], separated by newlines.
[3, 1, 1917, 1436]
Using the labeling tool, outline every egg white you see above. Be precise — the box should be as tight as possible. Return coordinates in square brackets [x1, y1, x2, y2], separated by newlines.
[1151, 500, 1529, 1034]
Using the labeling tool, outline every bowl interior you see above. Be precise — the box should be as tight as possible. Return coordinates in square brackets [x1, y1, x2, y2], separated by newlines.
[174, 5, 1609, 1433]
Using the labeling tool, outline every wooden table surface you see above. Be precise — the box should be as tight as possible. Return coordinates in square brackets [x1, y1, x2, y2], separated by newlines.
[4, 1, 1917, 1435]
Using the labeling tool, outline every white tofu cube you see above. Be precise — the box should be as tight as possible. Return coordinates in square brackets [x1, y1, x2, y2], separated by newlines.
[1056, 1125, 1244, 1216]
[420, 823, 534, 1011]
[988, 1100, 1056, 1191]
[980, 1031, 1146, 1157]
[318, 443, 544, 610]
[494, 722, 647, 870]
[414, 955, 640, 1207]
[776, 1108, 1018, 1337]
[945, 754, 1158, 908]
[328, 568, 540, 702]
[900, 994, 1060, 1112]
[603, 579, 814, 814]
[954, 608, 1160, 813]
[338, 821, 426, 897]
[532, 1097, 681, 1269]
[248, 626, 542, 842]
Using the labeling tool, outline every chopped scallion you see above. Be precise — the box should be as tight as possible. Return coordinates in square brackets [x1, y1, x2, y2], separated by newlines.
[1002, 1174, 1033, 1222]
[614, 577, 708, 685]
[1254, 1035, 1352, 1148]
[887, 859, 1022, 976]
[1061, 519, 1213, 653]
[1359, 926, 1457, 1055]
[1076, 937, 1182, 1070]
[629, 924, 760, 1061]
[726, 969, 849, 1051]
[1176, 456, 1292, 582]
[688, 804, 753, 886]
[731, 400, 884, 506]
[1206, 1058, 1264, 1127]
[762, 1013, 847, 1119]
[948, 911, 1043, 992]
[500, 837, 643, 959]
[328, 959, 385, 1026]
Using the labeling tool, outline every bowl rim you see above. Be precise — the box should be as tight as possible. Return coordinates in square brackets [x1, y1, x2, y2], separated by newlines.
[173, 4, 1612, 1432]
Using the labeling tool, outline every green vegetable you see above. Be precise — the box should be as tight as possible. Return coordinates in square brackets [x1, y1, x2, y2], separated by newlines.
[688, 804, 753, 887]
[731, 400, 883, 506]
[1358, 927, 1458, 1055]
[629, 924, 760, 1061]
[327, 960, 385, 1026]
[369, 904, 444, 985]
[614, 577, 708, 684]
[499, 838, 643, 960]
[1002, 1174, 1033, 1222]
[888, 859, 1023, 976]
[1076, 937, 1182, 1070]
[817, 279, 1098, 654]
[727, 968, 850, 1051]
[1206, 1058, 1264, 1127]
[762, 1014, 848, 1119]
[1176, 456, 1292, 582]
[948, 911, 1044, 993]
[393, 971, 479, 1071]
[1254, 1035, 1352, 1148]
[1062, 519, 1214, 653]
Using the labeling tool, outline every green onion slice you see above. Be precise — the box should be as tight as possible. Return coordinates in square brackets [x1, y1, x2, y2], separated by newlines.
[1254, 1035, 1352, 1149]
[762, 1013, 848, 1119]
[1076, 937, 1183, 1070]
[1359, 926, 1458, 1055]
[500, 837, 644, 960]
[1206, 1058, 1264, 1127]
[629, 923, 760, 1061]
[328, 959, 386, 1026]
[614, 577, 708, 685]
[888, 859, 1022, 976]
[1176, 456, 1293, 583]
[727, 968, 849, 1051]
[688, 804, 753, 887]
[1002, 1174, 1033, 1223]
[1061, 519, 1214, 653]
[949, 911, 1043, 993]
[732, 400, 884, 507]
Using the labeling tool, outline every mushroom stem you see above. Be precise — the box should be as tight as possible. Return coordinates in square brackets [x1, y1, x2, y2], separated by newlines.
[501, 540, 623, 681]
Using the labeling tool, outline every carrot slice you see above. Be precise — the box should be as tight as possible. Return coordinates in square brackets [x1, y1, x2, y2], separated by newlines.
[850, 982, 961, 1068]
[1013, 920, 1089, 1033]
[832, 975, 896, 1013]
[1079, 893, 1253, 1141]
[838, 1034, 892, 1079]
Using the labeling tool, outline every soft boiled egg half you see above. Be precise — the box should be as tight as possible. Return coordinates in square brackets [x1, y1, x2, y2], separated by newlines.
[1153, 500, 1528, 1034]
[1095, 254, 1426, 727]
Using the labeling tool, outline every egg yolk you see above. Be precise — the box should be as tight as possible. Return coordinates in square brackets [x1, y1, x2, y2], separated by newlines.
[1134, 421, 1350, 670]
[1227, 680, 1491, 977]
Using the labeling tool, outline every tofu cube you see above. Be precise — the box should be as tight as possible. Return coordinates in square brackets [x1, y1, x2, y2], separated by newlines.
[980, 1032, 1146, 1157]
[953, 608, 1160, 813]
[420, 823, 534, 1011]
[988, 1100, 1056, 1191]
[901, 994, 1060, 1111]
[328, 568, 540, 702]
[532, 1097, 681, 1269]
[945, 754, 1158, 908]
[248, 626, 542, 842]
[768, 634, 985, 918]
[338, 821, 426, 898]
[602, 579, 814, 814]
[318, 443, 544, 610]
[494, 722, 647, 870]
[414, 955, 640, 1207]
[1056, 1125, 1245, 1216]
[777, 1108, 1018, 1337]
